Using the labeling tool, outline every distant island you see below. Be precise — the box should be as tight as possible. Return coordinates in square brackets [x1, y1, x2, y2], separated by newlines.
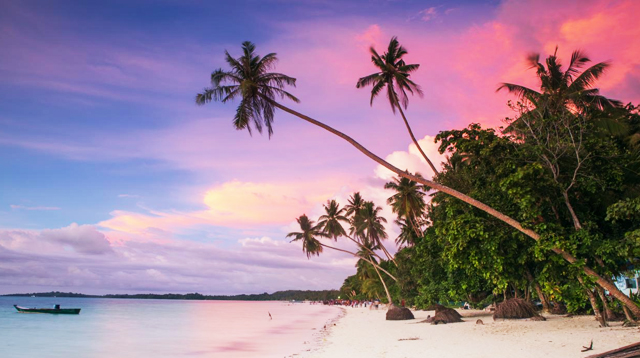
[2, 290, 340, 301]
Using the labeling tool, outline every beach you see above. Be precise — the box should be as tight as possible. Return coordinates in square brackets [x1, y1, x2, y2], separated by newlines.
[306, 307, 639, 358]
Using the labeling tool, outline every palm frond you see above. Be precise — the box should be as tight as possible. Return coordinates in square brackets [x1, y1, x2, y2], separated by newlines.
[570, 62, 609, 91]
[496, 83, 540, 99]
[356, 73, 382, 89]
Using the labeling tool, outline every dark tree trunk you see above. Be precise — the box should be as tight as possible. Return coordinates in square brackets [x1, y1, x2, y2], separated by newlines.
[596, 286, 615, 321]
[579, 276, 608, 327]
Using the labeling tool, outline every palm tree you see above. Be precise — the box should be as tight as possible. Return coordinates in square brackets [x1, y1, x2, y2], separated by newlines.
[344, 192, 365, 219]
[384, 172, 427, 238]
[286, 215, 327, 258]
[196, 41, 299, 137]
[356, 37, 438, 175]
[317, 199, 386, 263]
[497, 47, 622, 130]
[498, 48, 623, 231]
[197, 41, 640, 317]
[317, 199, 349, 240]
[287, 214, 397, 281]
[498, 48, 627, 324]
[394, 218, 421, 247]
[316, 199, 397, 306]
[356, 243, 397, 305]
[353, 201, 396, 265]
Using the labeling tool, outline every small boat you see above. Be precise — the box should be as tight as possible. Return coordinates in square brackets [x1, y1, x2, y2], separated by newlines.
[14, 304, 81, 314]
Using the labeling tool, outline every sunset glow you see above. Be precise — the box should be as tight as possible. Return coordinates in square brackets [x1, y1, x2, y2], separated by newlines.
[1, 0, 639, 295]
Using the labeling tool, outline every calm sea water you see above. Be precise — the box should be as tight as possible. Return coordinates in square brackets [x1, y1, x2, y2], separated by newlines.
[0, 297, 342, 358]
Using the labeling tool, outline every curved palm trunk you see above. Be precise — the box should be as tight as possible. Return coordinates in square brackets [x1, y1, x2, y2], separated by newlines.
[344, 235, 387, 264]
[395, 102, 439, 175]
[407, 214, 423, 239]
[318, 243, 397, 282]
[378, 243, 397, 266]
[372, 263, 394, 307]
[270, 101, 640, 318]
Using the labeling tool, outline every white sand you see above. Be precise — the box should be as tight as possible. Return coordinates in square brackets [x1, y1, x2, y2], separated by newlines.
[304, 307, 639, 358]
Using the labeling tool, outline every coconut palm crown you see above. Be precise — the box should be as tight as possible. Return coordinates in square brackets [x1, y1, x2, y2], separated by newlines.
[497, 47, 621, 118]
[286, 215, 328, 259]
[356, 36, 423, 112]
[317, 200, 349, 240]
[195, 41, 299, 137]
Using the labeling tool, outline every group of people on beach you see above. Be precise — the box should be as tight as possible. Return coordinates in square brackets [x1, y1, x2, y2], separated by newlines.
[321, 299, 382, 309]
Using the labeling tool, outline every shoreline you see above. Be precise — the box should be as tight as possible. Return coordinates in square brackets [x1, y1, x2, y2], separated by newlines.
[305, 306, 640, 358]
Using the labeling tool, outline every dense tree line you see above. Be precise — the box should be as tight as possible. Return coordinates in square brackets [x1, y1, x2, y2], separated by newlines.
[3, 290, 340, 301]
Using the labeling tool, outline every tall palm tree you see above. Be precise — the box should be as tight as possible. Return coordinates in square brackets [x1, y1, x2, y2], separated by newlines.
[497, 48, 623, 231]
[196, 41, 299, 137]
[356, 37, 438, 175]
[384, 172, 427, 238]
[287, 214, 397, 281]
[498, 48, 626, 323]
[497, 47, 622, 131]
[197, 41, 640, 317]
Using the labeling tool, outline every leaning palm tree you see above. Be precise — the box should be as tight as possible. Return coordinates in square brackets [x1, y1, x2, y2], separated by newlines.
[196, 41, 640, 317]
[356, 249, 393, 308]
[356, 245, 394, 305]
[384, 172, 428, 237]
[286, 215, 327, 258]
[287, 214, 397, 281]
[356, 37, 438, 175]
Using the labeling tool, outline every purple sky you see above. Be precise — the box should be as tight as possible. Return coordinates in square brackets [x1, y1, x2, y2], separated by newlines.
[1, 0, 639, 295]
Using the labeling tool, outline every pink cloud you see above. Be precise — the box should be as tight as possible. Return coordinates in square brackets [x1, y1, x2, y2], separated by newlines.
[99, 178, 350, 235]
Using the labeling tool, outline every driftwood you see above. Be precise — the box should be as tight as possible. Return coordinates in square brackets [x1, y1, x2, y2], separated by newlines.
[586, 341, 640, 358]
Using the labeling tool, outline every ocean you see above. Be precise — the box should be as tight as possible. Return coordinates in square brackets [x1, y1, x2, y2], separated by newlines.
[0, 297, 342, 358]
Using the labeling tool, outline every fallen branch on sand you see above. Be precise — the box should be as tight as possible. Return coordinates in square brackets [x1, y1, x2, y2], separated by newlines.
[581, 340, 593, 352]
[586, 341, 640, 358]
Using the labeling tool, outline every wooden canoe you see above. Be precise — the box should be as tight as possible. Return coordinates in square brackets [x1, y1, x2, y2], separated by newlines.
[14, 305, 81, 314]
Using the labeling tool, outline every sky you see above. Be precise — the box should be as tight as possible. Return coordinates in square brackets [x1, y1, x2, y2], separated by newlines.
[1, 0, 639, 295]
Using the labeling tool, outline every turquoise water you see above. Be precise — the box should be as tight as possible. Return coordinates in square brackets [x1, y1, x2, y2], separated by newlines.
[0, 297, 341, 358]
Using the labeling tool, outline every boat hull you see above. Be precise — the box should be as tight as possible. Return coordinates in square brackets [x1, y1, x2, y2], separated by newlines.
[14, 305, 81, 314]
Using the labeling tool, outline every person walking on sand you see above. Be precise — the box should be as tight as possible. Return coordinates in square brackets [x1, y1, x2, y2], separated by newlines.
[268, 312, 272, 320]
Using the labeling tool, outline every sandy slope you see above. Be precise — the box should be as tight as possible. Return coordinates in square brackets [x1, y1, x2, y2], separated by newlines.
[304, 307, 639, 358]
